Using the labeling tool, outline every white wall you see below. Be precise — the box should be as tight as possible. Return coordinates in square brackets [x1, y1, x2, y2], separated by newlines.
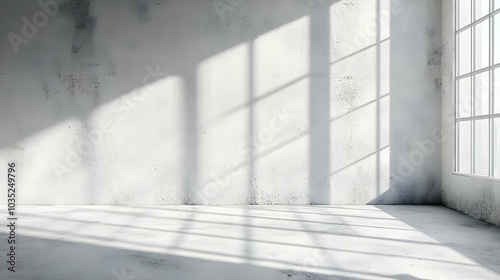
[0, 0, 442, 205]
[441, 0, 500, 226]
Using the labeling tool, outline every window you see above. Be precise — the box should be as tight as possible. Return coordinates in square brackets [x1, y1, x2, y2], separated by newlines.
[455, 0, 500, 178]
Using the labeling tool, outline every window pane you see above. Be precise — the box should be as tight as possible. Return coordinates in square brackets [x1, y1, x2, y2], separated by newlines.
[474, 72, 490, 116]
[495, 15, 500, 64]
[474, 119, 490, 176]
[459, 77, 472, 117]
[458, 121, 472, 173]
[496, 0, 500, 11]
[475, 0, 489, 20]
[458, 28, 472, 75]
[494, 68, 500, 113]
[494, 118, 500, 177]
[475, 20, 490, 70]
[459, 0, 472, 29]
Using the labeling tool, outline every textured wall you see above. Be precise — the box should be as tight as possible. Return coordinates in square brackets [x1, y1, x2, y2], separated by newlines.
[441, 1, 500, 226]
[0, 0, 441, 205]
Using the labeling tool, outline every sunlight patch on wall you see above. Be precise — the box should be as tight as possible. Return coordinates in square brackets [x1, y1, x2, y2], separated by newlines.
[254, 16, 310, 98]
[197, 43, 250, 204]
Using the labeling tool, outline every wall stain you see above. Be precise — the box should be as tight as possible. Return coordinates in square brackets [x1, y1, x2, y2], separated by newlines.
[428, 45, 443, 66]
[59, 75, 100, 107]
[135, 1, 152, 23]
[42, 82, 49, 100]
[434, 77, 442, 91]
[60, 0, 96, 56]
[279, 269, 342, 280]
[469, 188, 495, 221]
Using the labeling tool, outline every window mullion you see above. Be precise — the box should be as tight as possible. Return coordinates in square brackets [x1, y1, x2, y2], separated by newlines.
[491, 0, 495, 177]
[472, 0, 476, 174]
[455, 0, 459, 172]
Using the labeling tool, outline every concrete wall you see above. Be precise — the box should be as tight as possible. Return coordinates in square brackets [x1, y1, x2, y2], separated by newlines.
[441, 0, 500, 226]
[0, 0, 442, 205]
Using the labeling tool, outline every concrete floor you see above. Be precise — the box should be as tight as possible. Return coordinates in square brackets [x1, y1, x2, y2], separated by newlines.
[0, 206, 499, 279]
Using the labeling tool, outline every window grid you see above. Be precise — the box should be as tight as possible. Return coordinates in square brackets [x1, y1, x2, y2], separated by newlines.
[455, 0, 500, 178]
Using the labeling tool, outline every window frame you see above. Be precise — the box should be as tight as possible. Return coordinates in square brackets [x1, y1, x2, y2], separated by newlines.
[454, 0, 500, 179]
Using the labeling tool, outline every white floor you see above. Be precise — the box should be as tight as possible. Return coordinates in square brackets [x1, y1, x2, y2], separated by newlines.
[1, 205, 499, 279]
